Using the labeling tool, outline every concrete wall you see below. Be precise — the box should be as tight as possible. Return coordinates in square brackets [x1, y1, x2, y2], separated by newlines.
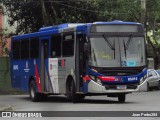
[0, 57, 11, 89]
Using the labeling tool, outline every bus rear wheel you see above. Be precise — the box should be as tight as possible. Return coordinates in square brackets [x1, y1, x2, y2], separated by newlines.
[66, 80, 83, 103]
[29, 81, 42, 102]
[118, 94, 126, 103]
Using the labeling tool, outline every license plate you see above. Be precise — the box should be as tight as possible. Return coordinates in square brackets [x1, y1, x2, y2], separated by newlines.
[117, 85, 127, 90]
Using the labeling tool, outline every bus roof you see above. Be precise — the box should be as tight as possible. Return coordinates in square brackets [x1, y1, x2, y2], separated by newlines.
[12, 20, 142, 40]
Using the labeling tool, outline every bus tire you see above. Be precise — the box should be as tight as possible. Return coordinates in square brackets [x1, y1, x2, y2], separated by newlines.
[66, 80, 81, 103]
[66, 80, 72, 101]
[71, 80, 78, 103]
[147, 82, 150, 92]
[118, 94, 126, 103]
[71, 81, 85, 103]
[157, 81, 160, 90]
[29, 80, 41, 102]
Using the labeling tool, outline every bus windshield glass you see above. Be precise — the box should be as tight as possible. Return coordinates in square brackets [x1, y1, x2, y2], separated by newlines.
[88, 36, 146, 67]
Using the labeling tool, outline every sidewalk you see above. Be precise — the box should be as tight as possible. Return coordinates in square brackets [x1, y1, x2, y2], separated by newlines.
[0, 88, 27, 95]
[0, 105, 13, 111]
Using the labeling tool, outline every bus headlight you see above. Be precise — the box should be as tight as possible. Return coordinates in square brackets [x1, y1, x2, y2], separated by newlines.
[89, 75, 102, 86]
[140, 75, 147, 85]
[140, 77, 144, 84]
[89, 75, 95, 80]
[96, 78, 102, 85]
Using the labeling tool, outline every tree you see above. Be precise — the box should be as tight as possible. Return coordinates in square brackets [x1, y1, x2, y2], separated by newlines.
[145, 0, 160, 69]
[2, 0, 104, 33]
[0, 28, 10, 56]
[3, 0, 160, 68]
[2, 0, 143, 33]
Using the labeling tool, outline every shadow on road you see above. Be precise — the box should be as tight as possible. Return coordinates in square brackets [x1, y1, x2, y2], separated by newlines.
[19, 95, 135, 104]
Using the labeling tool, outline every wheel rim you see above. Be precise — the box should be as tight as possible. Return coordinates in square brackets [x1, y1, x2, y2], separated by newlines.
[30, 84, 35, 99]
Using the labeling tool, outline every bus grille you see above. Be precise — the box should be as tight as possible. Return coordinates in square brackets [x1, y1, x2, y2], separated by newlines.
[104, 83, 138, 90]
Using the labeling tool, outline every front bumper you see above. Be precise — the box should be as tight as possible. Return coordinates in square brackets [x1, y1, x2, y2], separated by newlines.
[88, 80, 147, 94]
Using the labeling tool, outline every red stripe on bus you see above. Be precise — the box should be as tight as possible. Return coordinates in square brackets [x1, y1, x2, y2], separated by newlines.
[98, 76, 115, 81]
[35, 65, 42, 92]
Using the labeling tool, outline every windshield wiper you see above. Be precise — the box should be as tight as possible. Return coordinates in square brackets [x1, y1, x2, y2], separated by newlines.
[102, 34, 115, 59]
[122, 35, 133, 59]
[123, 39, 127, 59]
[126, 35, 133, 50]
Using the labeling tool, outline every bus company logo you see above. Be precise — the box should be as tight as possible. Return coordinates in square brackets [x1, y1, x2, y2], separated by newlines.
[24, 61, 30, 72]
[13, 65, 18, 70]
[58, 59, 66, 67]
[115, 77, 124, 82]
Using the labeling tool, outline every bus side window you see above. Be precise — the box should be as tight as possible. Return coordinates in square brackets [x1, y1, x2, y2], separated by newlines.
[21, 39, 29, 59]
[12, 41, 21, 60]
[50, 35, 61, 58]
[30, 38, 39, 58]
[62, 33, 74, 57]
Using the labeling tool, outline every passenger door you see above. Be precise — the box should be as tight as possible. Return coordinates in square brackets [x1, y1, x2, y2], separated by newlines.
[40, 37, 50, 92]
[75, 33, 85, 92]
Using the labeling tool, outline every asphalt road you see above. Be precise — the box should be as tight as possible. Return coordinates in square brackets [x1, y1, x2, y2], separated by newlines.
[0, 90, 160, 120]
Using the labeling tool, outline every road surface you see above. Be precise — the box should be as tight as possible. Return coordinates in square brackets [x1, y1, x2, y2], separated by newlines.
[0, 90, 160, 120]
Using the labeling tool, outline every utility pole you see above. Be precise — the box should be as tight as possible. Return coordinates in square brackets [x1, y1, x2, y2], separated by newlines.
[141, 0, 146, 24]
[141, 0, 148, 43]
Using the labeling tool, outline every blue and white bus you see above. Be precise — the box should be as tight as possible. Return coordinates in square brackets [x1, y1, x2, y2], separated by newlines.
[10, 20, 147, 103]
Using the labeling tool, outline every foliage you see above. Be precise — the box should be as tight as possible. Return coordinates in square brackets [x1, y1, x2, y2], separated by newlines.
[2, 0, 160, 68]
[0, 29, 10, 56]
[1, 0, 143, 34]
[2, 0, 102, 33]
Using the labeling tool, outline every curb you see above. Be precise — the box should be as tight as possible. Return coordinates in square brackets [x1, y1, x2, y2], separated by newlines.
[0, 105, 13, 111]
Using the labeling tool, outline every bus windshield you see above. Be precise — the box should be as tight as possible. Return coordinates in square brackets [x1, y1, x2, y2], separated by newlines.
[88, 36, 146, 67]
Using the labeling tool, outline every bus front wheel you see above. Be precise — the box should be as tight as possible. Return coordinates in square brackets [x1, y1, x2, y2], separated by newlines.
[118, 94, 126, 103]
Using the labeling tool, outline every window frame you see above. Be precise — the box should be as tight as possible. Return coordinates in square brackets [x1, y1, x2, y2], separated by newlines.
[12, 40, 21, 60]
[62, 32, 74, 57]
[20, 39, 30, 59]
[50, 34, 61, 58]
[30, 37, 39, 59]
